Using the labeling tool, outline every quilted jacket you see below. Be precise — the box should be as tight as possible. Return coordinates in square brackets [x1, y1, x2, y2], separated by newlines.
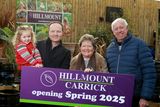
[106, 33, 156, 100]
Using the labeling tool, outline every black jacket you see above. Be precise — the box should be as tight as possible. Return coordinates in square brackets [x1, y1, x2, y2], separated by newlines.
[36, 38, 71, 69]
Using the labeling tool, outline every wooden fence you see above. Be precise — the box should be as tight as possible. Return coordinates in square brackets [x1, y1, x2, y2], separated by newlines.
[0, 0, 160, 59]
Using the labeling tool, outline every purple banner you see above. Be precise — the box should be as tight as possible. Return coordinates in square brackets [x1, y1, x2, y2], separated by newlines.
[20, 67, 135, 107]
[28, 11, 62, 23]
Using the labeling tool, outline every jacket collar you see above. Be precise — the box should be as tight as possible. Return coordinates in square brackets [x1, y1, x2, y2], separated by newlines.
[46, 38, 62, 49]
[112, 33, 132, 45]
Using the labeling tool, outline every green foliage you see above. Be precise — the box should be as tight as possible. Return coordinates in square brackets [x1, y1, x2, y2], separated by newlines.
[36, 32, 48, 41]
[1, 27, 15, 40]
[85, 23, 113, 56]
[0, 27, 15, 64]
[86, 23, 113, 46]
[36, 24, 48, 41]
[0, 28, 10, 42]
[5, 44, 16, 64]
[63, 13, 72, 26]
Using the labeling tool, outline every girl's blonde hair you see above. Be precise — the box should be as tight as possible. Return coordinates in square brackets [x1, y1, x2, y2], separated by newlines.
[12, 25, 36, 46]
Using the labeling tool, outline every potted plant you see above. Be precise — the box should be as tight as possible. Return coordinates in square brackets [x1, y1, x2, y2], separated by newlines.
[0, 27, 15, 64]
[86, 22, 113, 56]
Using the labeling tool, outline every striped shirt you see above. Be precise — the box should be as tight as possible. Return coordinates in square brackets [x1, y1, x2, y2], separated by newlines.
[15, 42, 42, 70]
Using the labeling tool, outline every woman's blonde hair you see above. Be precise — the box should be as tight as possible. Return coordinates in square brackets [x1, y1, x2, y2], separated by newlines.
[12, 25, 36, 46]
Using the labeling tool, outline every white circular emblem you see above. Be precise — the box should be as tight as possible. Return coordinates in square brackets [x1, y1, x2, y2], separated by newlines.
[40, 70, 57, 87]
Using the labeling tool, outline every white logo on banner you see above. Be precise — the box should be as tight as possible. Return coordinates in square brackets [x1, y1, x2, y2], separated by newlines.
[40, 70, 57, 87]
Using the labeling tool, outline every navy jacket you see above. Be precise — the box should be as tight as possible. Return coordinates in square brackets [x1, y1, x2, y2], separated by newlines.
[106, 33, 156, 100]
[37, 38, 71, 69]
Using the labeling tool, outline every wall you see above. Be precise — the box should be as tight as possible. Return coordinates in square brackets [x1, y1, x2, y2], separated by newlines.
[156, 1, 160, 60]
[0, 0, 159, 59]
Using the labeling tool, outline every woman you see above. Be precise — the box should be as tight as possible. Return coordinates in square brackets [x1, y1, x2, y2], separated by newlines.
[70, 34, 108, 72]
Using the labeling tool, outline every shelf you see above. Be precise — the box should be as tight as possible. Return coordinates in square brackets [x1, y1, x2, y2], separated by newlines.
[0, 84, 19, 91]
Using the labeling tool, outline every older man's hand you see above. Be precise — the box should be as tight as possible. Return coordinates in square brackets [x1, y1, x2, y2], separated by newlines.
[139, 98, 149, 107]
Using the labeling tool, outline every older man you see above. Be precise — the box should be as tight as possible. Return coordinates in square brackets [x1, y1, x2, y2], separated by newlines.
[106, 18, 156, 107]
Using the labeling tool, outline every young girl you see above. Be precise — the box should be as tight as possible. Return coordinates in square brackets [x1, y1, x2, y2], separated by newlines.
[12, 25, 43, 72]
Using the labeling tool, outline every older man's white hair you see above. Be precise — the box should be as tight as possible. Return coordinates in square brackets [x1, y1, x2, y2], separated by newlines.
[111, 18, 128, 31]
